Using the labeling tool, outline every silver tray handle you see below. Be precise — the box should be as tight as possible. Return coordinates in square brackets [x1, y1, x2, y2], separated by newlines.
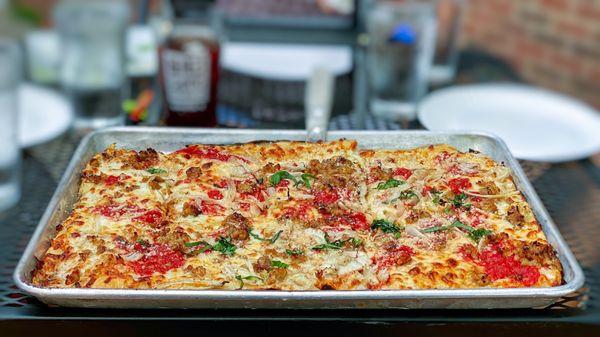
[305, 66, 334, 142]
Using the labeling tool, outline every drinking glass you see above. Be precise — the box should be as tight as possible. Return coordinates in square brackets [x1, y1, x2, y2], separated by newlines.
[429, 0, 466, 86]
[54, 0, 130, 129]
[0, 39, 21, 211]
[366, 0, 437, 121]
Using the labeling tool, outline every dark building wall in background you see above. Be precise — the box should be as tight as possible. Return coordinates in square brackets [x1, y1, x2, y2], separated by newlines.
[461, 0, 600, 109]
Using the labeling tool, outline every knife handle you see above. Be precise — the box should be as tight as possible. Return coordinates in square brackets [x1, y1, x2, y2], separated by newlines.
[305, 66, 334, 142]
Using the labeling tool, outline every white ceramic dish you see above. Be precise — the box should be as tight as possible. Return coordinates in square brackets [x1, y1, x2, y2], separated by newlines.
[19, 83, 73, 148]
[221, 42, 352, 81]
[418, 84, 600, 162]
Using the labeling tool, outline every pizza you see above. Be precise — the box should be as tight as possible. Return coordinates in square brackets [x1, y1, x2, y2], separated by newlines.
[32, 140, 562, 290]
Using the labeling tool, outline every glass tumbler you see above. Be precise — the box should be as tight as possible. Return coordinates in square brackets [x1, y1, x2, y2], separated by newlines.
[366, 0, 437, 121]
[429, 0, 466, 86]
[54, 0, 130, 129]
[0, 39, 21, 211]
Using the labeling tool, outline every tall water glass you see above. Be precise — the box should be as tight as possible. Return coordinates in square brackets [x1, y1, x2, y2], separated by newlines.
[54, 0, 130, 129]
[366, 0, 436, 121]
[0, 39, 21, 211]
[429, 0, 466, 86]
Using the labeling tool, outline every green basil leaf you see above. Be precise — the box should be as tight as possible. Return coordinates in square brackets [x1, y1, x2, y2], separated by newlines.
[249, 229, 283, 244]
[451, 193, 472, 209]
[468, 228, 493, 243]
[376, 179, 404, 190]
[248, 230, 267, 241]
[421, 220, 490, 242]
[269, 230, 283, 244]
[421, 225, 449, 233]
[269, 170, 297, 186]
[286, 249, 304, 256]
[136, 239, 150, 247]
[299, 173, 316, 188]
[350, 237, 363, 247]
[371, 219, 402, 234]
[311, 243, 342, 251]
[399, 190, 418, 200]
[451, 220, 476, 232]
[270, 260, 289, 268]
[312, 234, 342, 250]
[212, 237, 236, 256]
[184, 240, 213, 254]
[311, 234, 361, 251]
[429, 189, 443, 205]
[235, 275, 263, 289]
[147, 168, 167, 174]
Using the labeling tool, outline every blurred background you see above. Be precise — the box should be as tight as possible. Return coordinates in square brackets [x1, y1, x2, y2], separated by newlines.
[1, 0, 598, 124]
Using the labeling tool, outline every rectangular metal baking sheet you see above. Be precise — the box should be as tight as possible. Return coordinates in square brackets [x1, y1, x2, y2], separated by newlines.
[14, 127, 585, 309]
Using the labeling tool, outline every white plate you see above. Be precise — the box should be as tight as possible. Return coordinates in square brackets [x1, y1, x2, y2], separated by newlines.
[19, 84, 73, 148]
[221, 42, 352, 81]
[418, 84, 600, 162]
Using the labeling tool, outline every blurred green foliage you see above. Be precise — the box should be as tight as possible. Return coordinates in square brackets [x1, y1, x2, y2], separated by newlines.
[9, 0, 43, 26]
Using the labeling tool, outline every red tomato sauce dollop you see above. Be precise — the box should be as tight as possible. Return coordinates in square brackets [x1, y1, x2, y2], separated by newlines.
[133, 209, 163, 225]
[478, 247, 540, 286]
[207, 189, 224, 200]
[448, 177, 472, 194]
[374, 245, 414, 269]
[313, 189, 340, 204]
[129, 243, 185, 277]
[175, 145, 249, 163]
[394, 167, 413, 180]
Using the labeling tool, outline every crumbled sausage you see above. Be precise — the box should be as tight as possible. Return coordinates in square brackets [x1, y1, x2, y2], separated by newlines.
[253, 255, 271, 272]
[81, 171, 102, 184]
[124, 184, 138, 192]
[370, 166, 393, 182]
[148, 176, 163, 190]
[479, 199, 498, 212]
[507, 205, 525, 226]
[404, 210, 430, 224]
[270, 267, 288, 281]
[65, 269, 80, 285]
[260, 163, 281, 176]
[408, 267, 421, 275]
[475, 272, 491, 286]
[459, 244, 478, 260]
[237, 181, 257, 194]
[223, 213, 250, 241]
[130, 148, 159, 170]
[88, 157, 100, 167]
[306, 156, 357, 189]
[156, 227, 191, 253]
[186, 167, 202, 179]
[483, 232, 509, 247]
[478, 181, 500, 195]
[182, 201, 201, 217]
[518, 240, 556, 266]
[185, 265, 206, 277]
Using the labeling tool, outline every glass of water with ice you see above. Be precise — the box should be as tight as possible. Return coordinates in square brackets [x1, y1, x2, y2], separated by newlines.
[0, 39, 21, 211]
[54, 0, 130, 129]
[366, 0, 437, 121]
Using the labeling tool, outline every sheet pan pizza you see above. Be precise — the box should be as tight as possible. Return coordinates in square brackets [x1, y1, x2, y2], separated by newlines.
[32, 140, 562, 290]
